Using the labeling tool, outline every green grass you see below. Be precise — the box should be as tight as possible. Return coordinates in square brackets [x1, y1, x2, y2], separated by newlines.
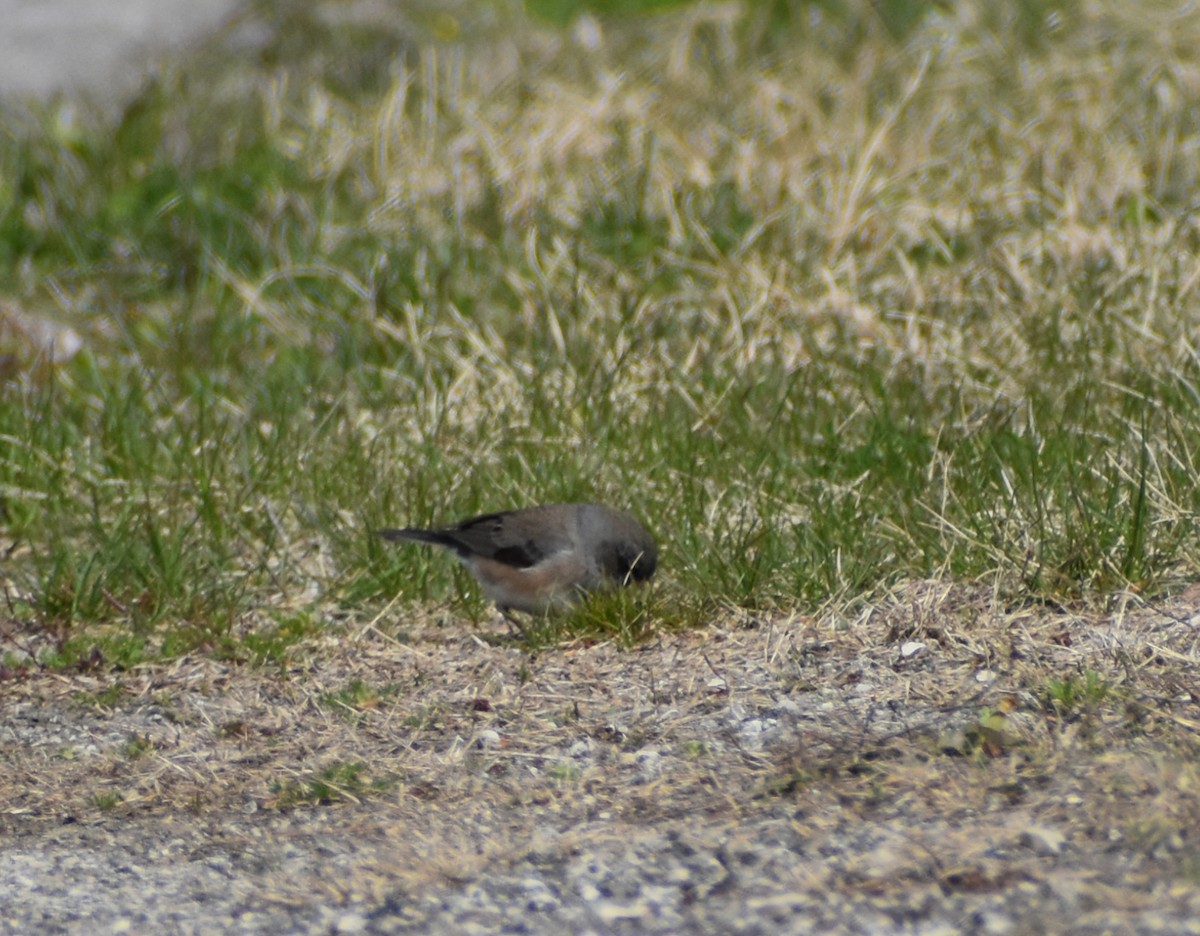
[319, 677, 406, 720]
[270, 761, 386, 807]
[91, 791, 123, 812]
[2, 0, 1200, 666]
[1041, 670, 1114, 718]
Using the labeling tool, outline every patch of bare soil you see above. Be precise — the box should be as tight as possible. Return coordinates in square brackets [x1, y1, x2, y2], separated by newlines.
[3, 582, 1200, 934]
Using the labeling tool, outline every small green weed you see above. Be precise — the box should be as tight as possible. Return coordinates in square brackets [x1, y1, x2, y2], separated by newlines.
[400, 705, 445, 730]
[548, 762, 582, 783]
[91, 792, 123, 811]
[123, 733, 155, 760]
[270, 761, 385, 807]
[73, 682, 127, 709]
[1041, 670, 1112, 717]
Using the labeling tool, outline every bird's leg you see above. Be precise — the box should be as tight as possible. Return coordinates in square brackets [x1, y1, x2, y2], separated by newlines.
[499, 607, 527, 638]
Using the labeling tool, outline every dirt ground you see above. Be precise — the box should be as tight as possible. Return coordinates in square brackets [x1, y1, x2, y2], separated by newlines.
[3, 582, 1200, 934]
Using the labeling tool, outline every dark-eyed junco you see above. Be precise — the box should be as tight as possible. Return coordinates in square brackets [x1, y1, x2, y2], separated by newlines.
[376, 503, 657, 615]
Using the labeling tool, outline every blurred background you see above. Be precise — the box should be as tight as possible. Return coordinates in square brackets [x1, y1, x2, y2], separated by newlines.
[0, 0, 241, 101]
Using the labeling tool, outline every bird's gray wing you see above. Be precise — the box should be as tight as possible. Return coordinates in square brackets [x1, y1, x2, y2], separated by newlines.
[441, 508, 572, 569]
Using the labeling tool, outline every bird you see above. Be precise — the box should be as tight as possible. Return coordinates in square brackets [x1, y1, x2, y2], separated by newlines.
[375, 502, 657, 618]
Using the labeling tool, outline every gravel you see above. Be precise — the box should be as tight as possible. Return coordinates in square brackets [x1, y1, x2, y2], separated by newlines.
[4, 583, 1200, 934]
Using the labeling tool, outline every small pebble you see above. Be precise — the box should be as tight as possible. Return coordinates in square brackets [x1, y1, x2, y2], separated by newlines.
[334, 912, 366, 934]
[1020, 825, 1066, 856]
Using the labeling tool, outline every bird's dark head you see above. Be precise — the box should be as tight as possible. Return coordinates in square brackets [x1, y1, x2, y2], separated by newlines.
[604, 537, 658, 586]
